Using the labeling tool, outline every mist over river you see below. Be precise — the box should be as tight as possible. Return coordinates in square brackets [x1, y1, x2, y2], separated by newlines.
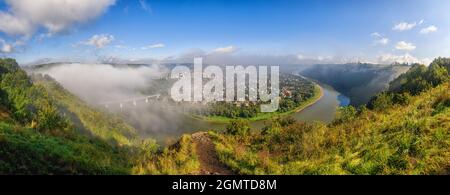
[141, 83, 349, 144]
[32, 63, 350, 145]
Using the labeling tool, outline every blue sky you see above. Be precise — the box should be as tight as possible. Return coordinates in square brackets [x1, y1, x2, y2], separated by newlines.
[0, 0, 449, 65]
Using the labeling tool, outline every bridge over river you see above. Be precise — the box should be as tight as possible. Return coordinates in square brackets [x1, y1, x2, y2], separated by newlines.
[96, 84, 350, 145]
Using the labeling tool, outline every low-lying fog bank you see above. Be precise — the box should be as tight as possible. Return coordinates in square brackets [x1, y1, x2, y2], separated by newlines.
[29, 62, 410, 143]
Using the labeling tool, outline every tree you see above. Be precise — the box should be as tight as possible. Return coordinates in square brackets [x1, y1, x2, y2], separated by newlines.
[388, 59, 450, 96]
[426, 63, 449, 87]
[430, 57, 450, 73]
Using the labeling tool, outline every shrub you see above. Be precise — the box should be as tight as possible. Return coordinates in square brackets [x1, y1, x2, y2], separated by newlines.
[226, 120, 251, 136]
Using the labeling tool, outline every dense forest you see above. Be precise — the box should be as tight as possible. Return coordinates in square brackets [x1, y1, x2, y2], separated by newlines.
[0, 58, 448, 175]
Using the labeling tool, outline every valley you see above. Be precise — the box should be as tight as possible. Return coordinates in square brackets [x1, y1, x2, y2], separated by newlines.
[29, 63, 350, 144]
[0, 58, 448, 175]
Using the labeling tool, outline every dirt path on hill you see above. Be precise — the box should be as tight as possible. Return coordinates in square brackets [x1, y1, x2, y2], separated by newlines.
[191, 132, 234, 175]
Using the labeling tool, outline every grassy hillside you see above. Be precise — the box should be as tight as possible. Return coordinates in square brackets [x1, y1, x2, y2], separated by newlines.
[131, 134, 200, 174]
[211, 59, 450, 175]
[0, 122, 131, 174]
[0, 58, 200, 175]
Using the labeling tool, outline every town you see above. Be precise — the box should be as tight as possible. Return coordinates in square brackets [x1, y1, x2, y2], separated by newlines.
[170, 58, 280, 112]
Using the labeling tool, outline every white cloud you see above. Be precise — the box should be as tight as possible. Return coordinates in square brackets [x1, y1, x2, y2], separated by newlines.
[377, 53, 429, 64]
[0, 0, 116, 37]
[141, 43, 165, 50]
[0, 39, 14, 53]
[393, 22, 417, 31]
[212, 46, 238, 54]
[371, 32, 389, 45]
[83, 34, 115, 48]
[420, 25, 438, 34]
[139, 0, 152, 13]
[419, 19, 424, 25]
[0, 38, 27, 53]
[0, 12, 34, 36]
[395, 41, 416, 51]
[371, 32, 381, 37]
[378, 38, 389, 45]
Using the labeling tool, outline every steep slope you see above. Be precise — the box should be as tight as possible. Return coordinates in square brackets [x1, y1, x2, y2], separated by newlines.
[31, 74, 137, 146]
[0, 58, 200, 175]
[0, 58, 132, 174]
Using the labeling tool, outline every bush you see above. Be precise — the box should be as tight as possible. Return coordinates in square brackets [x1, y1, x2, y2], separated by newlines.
[333, 106, 357, 124]
[226, 120, 251, 136]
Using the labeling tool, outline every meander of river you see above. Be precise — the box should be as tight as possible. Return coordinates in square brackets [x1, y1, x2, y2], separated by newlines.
[147, 83, 350, 144]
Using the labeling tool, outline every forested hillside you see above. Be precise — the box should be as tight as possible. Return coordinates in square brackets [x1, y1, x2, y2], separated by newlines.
[0, 59, 199, 174]
[31, 74, 137, 146]
[0, 59, 130, 174]
[300, 63, 409, 105]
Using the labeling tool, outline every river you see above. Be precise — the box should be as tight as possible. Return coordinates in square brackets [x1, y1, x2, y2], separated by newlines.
[146, 83, 350, 144]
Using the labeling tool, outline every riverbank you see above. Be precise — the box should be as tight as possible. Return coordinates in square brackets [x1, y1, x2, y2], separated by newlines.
[191, 84, 324, 124]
